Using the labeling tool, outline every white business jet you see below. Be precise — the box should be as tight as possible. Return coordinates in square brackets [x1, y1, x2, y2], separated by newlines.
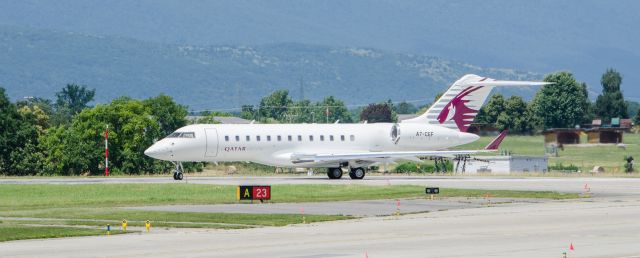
[144, 74, 549, 180]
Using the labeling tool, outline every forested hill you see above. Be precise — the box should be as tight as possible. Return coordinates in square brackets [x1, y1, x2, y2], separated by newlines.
[0, 25, 538, 111]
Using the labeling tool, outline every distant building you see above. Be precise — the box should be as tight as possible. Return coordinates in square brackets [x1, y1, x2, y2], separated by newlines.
[543, 128, 582, 145]
[463, 155, 548, 175]
[586, 128, 625, 144]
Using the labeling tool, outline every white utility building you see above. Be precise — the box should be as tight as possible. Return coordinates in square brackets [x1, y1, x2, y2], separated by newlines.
[463, 155, 548, 175]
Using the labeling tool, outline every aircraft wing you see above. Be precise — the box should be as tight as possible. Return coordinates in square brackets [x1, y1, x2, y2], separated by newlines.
[291, 150, 483, 164]
[290, 130, 509, 165]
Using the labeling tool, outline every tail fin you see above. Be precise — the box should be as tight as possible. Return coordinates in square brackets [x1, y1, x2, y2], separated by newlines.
[403, 74, 551, 132]
[484, 130, 508, 150]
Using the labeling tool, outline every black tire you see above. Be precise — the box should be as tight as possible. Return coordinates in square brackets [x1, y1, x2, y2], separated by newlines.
[327, 168, 342, 179]
[176, 172, 184, 180]
[349, 167, 365, 180]
[172, 172, 178, 180]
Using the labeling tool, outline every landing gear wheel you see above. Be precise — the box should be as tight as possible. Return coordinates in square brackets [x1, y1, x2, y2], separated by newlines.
[327, 167, 343, 179]
[349, 167, 365, 180]
[172, 162, 184, 181]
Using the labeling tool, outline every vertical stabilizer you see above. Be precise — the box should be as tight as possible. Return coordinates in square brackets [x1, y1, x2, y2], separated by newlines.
[403, 74, 551, 132]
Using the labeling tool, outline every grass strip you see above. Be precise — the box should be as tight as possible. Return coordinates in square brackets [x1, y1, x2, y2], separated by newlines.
[0, 184, 578, 211]
[0, 221, 124, 242]
[1, 208, 350, 227]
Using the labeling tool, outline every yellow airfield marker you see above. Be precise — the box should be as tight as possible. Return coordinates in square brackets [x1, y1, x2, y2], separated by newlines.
[122, 219, 128, 232]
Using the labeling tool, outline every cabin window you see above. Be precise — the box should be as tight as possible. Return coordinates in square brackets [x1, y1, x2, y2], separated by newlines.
[288, 135, 292, 141]
[350, 135, 355, 141]
[267, 135, 271, 141]
[298, 135, 302, 141]
[257, 135, 261, 141]
[277, 135, 282, 141]
[340, 135, 345, 141]
[330, 135, 334, 141]
[320, 135, 325, 141]
[309, 135, 314, 141]
[235, 135, 240, 141]
[181, 132, 195, 138]
[224, 136, 229, 142]
[246, 135, 250, 141]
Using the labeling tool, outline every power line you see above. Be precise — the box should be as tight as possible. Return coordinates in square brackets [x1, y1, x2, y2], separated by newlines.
[188, 98, 432, 113]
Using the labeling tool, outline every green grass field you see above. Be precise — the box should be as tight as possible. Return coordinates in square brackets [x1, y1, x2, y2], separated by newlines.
[0, 221, 123, 242]
[0, 184, 577, 211]
[0, 184, 577, 242]
[457, 133, 640, 174]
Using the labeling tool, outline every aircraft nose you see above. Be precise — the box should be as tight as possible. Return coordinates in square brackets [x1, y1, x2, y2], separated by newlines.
[144, 143, 163, 158]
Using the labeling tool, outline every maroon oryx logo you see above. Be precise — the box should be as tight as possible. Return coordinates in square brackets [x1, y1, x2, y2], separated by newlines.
[437, 86, 483, 132]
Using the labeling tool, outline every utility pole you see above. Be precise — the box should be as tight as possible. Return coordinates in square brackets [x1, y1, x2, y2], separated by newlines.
[104, 125, 109, 177]
[299, 77, 305, 101]
[326, 106, 329, 123]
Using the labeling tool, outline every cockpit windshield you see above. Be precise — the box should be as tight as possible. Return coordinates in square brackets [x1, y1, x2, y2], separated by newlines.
[167, 132, 195, 138]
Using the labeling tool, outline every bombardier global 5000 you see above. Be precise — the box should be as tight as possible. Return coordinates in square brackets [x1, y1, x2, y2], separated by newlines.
[144, 74, 550, 180]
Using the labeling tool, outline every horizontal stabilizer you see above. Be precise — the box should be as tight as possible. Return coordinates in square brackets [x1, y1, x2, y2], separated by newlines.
[484, 130, 509, 150]
[461, 81, 553, 87]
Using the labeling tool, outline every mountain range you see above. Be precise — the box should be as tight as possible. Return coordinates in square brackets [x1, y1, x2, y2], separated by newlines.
[0, 25, 539, 111]
[0, 0, 638, 103]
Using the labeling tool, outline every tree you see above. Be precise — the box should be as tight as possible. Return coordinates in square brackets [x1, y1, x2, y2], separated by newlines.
[40, 97, 165, 175]
[0, 88, 39, 175]
[54, 84, 96, 125]
[195, 111, 232, 124]
[240, 105, 256, 120]
[594, 68, 628, 122]
[143, 94, 188, 136]
[316, 96, 352, 123]
[496, 96, 537, 134]
[531, 72, 590, 129]
[360, 103, 394, 123]
[17, 97, 54, 120]
[627, 101, 640, 120]
[18, 105, 50, 135]
[284, 99, 314, 123]
[55, 84, 96, 115]
[258, 90, 293, 122]
[475, 94, 506, 124]
[634, 108, 640, 125]
[394, 101, 418, 114]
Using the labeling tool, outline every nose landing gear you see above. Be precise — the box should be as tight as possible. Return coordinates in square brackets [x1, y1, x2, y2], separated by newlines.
[172, 162, 184, 180]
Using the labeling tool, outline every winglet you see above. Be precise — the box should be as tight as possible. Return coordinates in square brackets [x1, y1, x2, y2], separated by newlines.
[484, 130, 508, 150]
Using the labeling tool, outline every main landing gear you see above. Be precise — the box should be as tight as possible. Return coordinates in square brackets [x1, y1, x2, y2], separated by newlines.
[327, 167, 343, 179]
[327, 167, 365, 180]
[172, 162, 184, 181]
[349, 167, 365, 180]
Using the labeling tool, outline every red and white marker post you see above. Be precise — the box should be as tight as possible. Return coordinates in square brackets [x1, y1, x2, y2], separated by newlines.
[104, 125, 109, 177]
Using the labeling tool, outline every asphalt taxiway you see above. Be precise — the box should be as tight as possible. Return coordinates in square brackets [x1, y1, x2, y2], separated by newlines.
[128, 197, 544, 216]
[1, 176, 639, 257]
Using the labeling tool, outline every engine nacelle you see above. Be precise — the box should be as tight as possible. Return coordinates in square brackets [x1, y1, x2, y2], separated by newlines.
[392, 123, 477, 150]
